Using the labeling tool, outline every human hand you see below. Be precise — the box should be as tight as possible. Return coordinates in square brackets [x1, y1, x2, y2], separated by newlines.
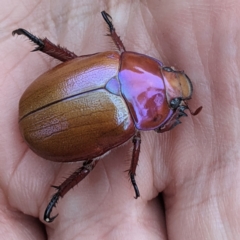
[1, 1, 239, 239]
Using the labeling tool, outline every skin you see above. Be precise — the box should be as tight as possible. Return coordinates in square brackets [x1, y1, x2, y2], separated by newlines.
[0, 0, 240, 239]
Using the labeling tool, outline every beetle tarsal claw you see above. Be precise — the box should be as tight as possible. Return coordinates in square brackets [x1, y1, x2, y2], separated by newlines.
[130, 173, 140, 198]
[101, 11, 114, 31]
[43, 192, 60, 222]
[45, 214, 59, 223]
[12, 28, 25, 36]
[12, 28, 44, 50]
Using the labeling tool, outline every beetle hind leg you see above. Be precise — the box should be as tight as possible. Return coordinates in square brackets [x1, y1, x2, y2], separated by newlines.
[101, 11, 126, 52]
[129, 131, 141, 198]
[44, 160, 98, 222]
[12, 28, 78, 62]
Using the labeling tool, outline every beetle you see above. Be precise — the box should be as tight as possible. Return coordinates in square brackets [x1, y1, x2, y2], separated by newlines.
[12, 11, 202, 222]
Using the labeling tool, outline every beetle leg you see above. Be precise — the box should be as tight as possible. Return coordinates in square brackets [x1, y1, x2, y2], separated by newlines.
[44, 160, 98, 222]
[129, 131, 141, 199]
[12, 28, 78, 62]
[101, 11, 126, 52]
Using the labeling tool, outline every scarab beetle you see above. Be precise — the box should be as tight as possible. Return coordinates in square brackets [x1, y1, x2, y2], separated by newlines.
[13, 11, 202, 222]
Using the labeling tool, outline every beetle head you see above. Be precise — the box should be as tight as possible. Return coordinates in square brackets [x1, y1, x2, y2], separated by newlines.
[155, 67, 202, 133]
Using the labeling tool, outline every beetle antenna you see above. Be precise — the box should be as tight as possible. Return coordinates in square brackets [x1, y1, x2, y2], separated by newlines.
[184, 101, 202, 116]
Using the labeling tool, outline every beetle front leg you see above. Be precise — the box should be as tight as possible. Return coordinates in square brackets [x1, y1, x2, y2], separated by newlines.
[44, 160, 98, 222]
[101, 11, 126, 52]
[12, 28, 78, 62]
[129, 131, 141, 199]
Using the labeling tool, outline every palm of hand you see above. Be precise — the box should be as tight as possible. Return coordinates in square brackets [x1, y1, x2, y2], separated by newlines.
[0, 1, 239, 240]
